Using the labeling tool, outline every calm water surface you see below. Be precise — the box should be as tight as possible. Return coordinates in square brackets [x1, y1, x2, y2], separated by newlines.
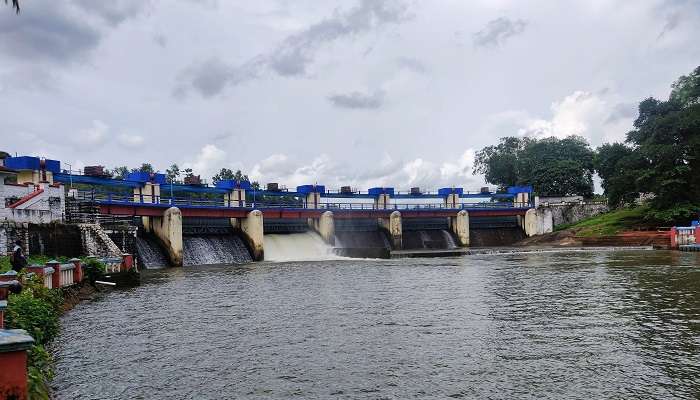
[52, 250, 700, 399]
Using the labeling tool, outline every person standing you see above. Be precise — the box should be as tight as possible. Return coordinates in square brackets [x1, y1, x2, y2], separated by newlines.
[10, 240, 27, 272]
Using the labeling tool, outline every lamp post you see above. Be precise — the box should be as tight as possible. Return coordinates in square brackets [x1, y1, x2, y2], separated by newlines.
[66, 163, 73, 189]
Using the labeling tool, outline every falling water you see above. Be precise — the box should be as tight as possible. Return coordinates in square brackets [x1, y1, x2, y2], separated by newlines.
[263, 232, 339, 262]
[403, 230, 458, 250]
[183, 235, 252, 266]
[135, 236, 170, 269]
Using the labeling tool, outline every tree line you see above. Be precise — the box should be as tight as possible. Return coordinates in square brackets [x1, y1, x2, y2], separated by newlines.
[105, 164, 260, 189]
[474, 65, 700, 223]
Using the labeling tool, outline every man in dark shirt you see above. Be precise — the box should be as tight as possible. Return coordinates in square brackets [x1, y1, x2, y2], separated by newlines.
[10, 240, 27, 272]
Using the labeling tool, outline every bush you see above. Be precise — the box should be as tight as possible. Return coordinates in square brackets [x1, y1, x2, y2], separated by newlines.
[82, 258, 106, 285]
[5, 291, 60, 345]
[27, 345, 53, 400]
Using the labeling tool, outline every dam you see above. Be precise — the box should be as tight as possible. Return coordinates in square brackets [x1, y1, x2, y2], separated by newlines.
[2, 156, 553, 267]
[60, 175, 550, 266]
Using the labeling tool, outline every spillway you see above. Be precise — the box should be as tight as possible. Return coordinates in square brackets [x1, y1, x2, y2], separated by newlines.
[183, 235, 252, 266]
[135, 235, 170, 269]
[402, 230, 458, 250]
[263, 232, 338, 262]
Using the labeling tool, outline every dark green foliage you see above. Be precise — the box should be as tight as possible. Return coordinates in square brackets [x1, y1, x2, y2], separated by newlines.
[110, 166, 130, 180]
[82, 258, 106, 286]
[594, 143, 645, 206]
[27, 345, 53, 400]
[597, 65, 700, 224]
[474, 135, 595, 196]
[132, 163, 155, 174]
[166, 164, 181, 183]
[212, 168, 249, 185]
[6, 291, 60, 345]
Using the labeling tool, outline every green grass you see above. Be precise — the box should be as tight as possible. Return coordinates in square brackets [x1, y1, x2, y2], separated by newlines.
[0, 255, 73, 274]
[554, 206, 652, 237]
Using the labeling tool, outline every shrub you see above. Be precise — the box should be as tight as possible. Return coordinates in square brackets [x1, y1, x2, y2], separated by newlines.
[82, 258, 106, 285]
[5, 291, 60, 345]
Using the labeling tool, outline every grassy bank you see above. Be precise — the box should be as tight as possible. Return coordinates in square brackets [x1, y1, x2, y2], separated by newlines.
[554, 206, 655, 237]
[2, 257, 107, 399]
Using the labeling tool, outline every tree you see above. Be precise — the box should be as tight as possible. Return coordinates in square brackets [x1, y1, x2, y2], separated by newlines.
[131, 163, 154, 174]
[595, 143, 644, 206]
[183, 168, 194, 180]
[597, 65, 700, 222]
[212, 168, 249, 185]
[110, 166, 129, 180]
[166, 164, 180, 183]
[4, 0, 19, 14]
[474, 135, 595, 196]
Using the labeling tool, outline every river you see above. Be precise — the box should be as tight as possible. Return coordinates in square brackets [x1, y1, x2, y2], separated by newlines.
[51, 250, 700, 399]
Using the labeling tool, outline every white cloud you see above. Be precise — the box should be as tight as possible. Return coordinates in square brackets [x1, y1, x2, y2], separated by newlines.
[494, 90, 636, 146]
[183, 144, 227, 179]
[116, 133, 145, 148]
[74, 120, 109, 147]
[248, 149, 484, 192]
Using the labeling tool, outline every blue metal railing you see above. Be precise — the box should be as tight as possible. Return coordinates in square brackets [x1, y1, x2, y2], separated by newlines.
[73, 189, 532, 211]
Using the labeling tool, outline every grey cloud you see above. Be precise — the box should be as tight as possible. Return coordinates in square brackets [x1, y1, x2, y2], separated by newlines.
[173, 58, 262, 98]
[328, 90, 385, 109]
[657, 12, 682, 39]
[153, 33, 167, 48]
[473, 17, 527, 47]
[73, 0, 150, 27]
[0, 2, 100, 63]
[396, 57, 427, 73]
[176, 0, 409, 98]
[606, 102, 637, 124]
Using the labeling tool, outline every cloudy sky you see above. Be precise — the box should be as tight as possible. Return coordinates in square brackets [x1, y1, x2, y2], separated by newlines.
[1, 0, 699, 191]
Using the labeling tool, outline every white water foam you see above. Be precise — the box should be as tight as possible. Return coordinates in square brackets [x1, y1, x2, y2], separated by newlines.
[264, 232, 342, 262]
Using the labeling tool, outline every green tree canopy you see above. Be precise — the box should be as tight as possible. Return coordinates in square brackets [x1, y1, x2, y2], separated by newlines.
[596, 65, 700, 222]
[131, 163, 154, 174]
[110, 166, 129, 180]
[212, 168, 249, 185]
[474, 135, 595, 197]
[166, 164, 180, 183]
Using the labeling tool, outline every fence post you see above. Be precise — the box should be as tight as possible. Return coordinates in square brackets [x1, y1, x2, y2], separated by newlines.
[47, 260, 61, 289]
[670, 227, 678, 249]
[0, 328, 34, 400]
[69, 258, 82, 283]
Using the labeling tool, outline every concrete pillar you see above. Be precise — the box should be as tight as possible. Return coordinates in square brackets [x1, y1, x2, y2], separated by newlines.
[445, 193, 460, 208]
[523, 207, 553, 236]
[306, 192, 321, 209]
[515, 192, 529, 208]
[379, 211, 402, 249]
[152, 207, 183, 267]
[241, 210, 264, 261]
[134, 183, 161, 231]
[309, 211, 335, 245]
[524, 209, 537, 236]
[224, 189, 246, 208]
[374, 193, 391, 210]
[0, 329, 34, 400]
[450, 210, 470, 246]
[538, 207, 553, 234]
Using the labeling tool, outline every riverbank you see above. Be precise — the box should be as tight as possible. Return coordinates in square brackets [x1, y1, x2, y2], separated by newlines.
[515, 206, 672, 248]
[1, 257, 117, 399]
